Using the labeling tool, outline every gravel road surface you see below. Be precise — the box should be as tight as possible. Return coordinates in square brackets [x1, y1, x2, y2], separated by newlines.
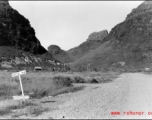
[44, 73, 152, 119]
[33, 73, 152, 119]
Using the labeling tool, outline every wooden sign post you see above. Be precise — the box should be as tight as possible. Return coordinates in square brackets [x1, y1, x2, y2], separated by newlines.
[12, 70, 29, 100]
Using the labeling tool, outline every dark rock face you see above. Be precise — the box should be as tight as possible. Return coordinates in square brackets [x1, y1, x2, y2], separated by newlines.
[73, 1, 152, 70]
[0, 1, 63, 68]
[48, 45, 73, 63]
[87, 30, 108, 41]
[68, 30, 108, 61]
[0, 0, 47, 54]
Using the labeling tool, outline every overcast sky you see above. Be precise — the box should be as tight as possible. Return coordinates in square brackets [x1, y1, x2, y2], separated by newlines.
[9, 1, 144, 51]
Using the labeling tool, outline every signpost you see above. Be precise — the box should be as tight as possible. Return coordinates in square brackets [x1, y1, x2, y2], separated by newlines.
[12, 70, 29, 100]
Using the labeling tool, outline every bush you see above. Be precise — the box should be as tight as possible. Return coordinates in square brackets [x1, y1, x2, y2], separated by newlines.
[73, 76, 85, 83]
[85, 75, 114, 84]
[29, 88, 49, 99]
[85, 77, 99, 84]
[90, 78, 99, 83]
[99, 77, 112, 83]
[53, 76, 72, 87]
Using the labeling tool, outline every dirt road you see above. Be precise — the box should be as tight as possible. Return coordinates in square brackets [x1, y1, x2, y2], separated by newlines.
[29, 73, 152, 119]
[3, 73, 152, 119]
[121, 73, 152, 119]
[31, 73, 152, 119]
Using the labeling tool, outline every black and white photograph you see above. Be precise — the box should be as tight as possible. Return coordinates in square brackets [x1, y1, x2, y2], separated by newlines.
[1, 0, 152, 119]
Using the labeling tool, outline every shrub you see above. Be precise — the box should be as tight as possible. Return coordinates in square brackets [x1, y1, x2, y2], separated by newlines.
[73, 76, 85, 83]
[53, 76, 72, 87]
[99, 77, 112, 83]
[29, 88, 49, 99]
[90, 78, 99, 83]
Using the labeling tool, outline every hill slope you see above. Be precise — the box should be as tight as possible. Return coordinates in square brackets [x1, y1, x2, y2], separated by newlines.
[72, 1, 152, 70]
[48, 45, 73, 63]
[67, 30, 108, 61]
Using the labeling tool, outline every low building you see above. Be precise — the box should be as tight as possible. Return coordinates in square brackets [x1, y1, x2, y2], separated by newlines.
[34, 66, 42, 71]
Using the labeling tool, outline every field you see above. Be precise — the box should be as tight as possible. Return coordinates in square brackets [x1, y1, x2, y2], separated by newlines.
[0, 70, 120, 118]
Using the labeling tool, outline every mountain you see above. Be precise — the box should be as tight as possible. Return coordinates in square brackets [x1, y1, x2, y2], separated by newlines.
[72, 1, 152, 71]
[67, 30, 108, 61]
[48, 45, 73, 63]
[0, 0, 47, 54]
[0, 0, 61, 69]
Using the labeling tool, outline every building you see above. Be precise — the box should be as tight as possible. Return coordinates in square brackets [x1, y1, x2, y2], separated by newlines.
[34, 66, 42, 71]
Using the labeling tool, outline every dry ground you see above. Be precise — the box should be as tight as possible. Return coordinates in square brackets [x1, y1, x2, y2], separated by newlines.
[2, 71, 152, 119]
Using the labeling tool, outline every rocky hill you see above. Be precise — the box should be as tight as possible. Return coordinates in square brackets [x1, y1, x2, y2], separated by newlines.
[67, 30, 108, 61]
[72, 1, 152, 71]
[0, 1, 46, 54]
[48, 45, 73, 63]
[87, 30, 108, 41]
[0, 0, 62, 69]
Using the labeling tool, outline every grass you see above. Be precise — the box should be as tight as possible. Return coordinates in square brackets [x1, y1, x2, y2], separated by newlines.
[17, 76, 74, 99]
[0, 100, 19, 115]
[0, 71, 119, 100]
[0, 100, 34, 115]
[0, 82, 19, 100]
[0, 100, 49, 117]
[0, 71, 86, 100]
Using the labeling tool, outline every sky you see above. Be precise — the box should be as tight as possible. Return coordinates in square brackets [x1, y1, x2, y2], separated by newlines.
[9, 1, 144, 51]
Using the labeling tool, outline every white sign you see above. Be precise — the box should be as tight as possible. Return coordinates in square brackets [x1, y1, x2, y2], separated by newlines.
[11, 70, 27, 100]
[13, 95, 29, 101]
[12, 70, 26, 77]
